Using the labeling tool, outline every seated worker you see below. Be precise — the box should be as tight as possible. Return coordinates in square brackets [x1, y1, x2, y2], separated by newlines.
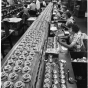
[59, 5, 68, 14]
[57, 24, 87, 53]
[61, 11, 75, 30]
[65, 11, 75, 26]
[29, 1, 37, 16]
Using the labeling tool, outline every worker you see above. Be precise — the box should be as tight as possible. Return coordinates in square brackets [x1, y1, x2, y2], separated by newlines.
[61, 11, 75, 29]
[65, 11, 74, 26]
[36, 0, 41, 13]
[57, 24, 87, 53]
[29, 1, 37, 16]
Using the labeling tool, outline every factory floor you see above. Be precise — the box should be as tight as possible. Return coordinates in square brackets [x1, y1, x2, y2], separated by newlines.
[1, 16, 87, 88]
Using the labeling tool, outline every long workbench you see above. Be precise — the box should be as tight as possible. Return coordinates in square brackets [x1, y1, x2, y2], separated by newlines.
[36, 3, 77, 88]
[36, 38, 77, 88]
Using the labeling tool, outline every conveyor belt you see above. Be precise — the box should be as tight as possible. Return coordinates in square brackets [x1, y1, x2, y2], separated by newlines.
[1, 3, 53, 88]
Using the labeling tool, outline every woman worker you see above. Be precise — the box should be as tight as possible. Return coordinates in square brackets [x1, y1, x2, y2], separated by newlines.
[57, 24, 87, 58]
[61, 11, 75, 30]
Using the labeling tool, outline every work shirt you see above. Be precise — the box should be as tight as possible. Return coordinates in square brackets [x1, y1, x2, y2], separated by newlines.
[36, 0, 40, 10]
[27, 4, 30, 8]
[30, 3, 36, 11]
[42, 1, 46, 7]
[23, 8, 29, 16]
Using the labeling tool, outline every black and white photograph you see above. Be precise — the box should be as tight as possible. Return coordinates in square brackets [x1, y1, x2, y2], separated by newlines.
[1, 0, 88, 88]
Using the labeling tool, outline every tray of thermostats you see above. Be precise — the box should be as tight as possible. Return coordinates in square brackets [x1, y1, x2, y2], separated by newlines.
[42, 53, 67, 88]
[1, 26, 46, 88]
[1, 49, 41, 88]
